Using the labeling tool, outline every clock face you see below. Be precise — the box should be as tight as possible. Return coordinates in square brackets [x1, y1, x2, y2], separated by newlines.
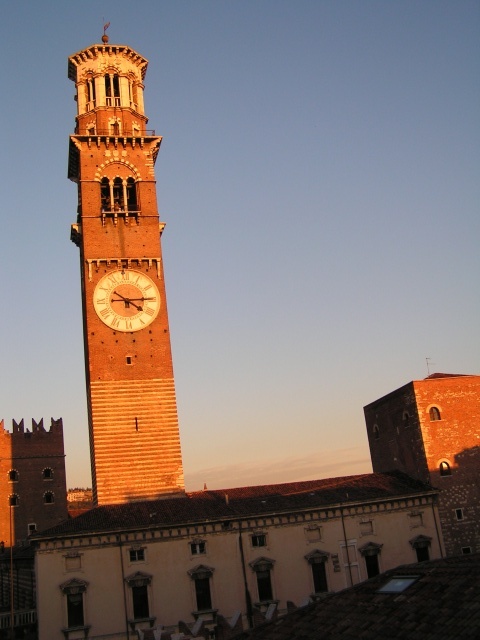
[93, 269, 161, 332]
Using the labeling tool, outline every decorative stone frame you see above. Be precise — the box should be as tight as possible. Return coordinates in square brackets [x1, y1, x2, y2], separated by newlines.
[187, 564, 217, 619]
[249, 557, 277, 607]
[124, 571, 155, 631]
[305, 549, 330, 595]
[59, 578, 90, 639]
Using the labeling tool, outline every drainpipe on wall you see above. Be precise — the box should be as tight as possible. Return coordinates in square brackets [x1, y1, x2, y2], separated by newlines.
[119, 536, 131, 640]
[340, 507, 354, 587]
[431, 499, 445, 558]
[238, 524, 254, 629]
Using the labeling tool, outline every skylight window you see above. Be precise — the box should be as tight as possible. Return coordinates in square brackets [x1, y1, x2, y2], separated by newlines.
[377, 576, 418, 593]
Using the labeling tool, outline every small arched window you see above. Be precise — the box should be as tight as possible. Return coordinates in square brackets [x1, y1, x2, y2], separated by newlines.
[429, 407, 441, 421]
[8, 470, 19, 482]
[403, 412, 410, 426]
[373, 424, 380, 440]
[9, 495, 19, 507]
[43, 468, 53, 480]
[439, 461, 452, 477]
[44, 492, 55, 505]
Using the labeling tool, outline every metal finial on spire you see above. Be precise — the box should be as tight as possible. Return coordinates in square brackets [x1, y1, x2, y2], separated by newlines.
[102, 21, 110, 43]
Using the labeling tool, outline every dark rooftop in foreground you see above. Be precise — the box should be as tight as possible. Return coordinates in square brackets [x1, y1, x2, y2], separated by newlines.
[33, 471, 435, 539]
[232, 554, 480, 640]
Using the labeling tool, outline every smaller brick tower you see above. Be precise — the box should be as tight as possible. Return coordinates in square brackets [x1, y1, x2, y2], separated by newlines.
[0, 418, 68, 546]
[364, 374, 480, 556]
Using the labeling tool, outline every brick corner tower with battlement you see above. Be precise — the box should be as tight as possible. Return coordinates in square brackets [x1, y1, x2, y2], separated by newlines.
[68, 35, 184, 505]
[0, 418, 68, 545]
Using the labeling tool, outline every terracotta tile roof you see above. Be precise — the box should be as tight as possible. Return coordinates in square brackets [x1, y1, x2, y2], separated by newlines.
[232, 554, 480, 640]
[33, 471, 435, 539]
[424, 373, 473, 379]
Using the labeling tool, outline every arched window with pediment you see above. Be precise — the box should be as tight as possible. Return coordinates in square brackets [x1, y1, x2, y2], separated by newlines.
[60, 578, 88, 630]
[125, 571, 152, 621]
[250, 557, 275, 603]
[188, 564, 214, 612]
[359, 542, 383, 578]
[305, 549, 329, 594]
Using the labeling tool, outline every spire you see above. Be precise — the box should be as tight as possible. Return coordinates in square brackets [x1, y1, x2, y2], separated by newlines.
[102, 21, 110, 43]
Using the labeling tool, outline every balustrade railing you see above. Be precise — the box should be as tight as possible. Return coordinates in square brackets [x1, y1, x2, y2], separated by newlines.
[0, 609, 36, 629]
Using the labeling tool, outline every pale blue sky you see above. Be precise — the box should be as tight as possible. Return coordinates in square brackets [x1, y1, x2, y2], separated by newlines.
[0, 1, 478, 491]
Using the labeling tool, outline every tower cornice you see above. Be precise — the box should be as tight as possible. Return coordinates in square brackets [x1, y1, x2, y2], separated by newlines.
[68, 44, 148, 82]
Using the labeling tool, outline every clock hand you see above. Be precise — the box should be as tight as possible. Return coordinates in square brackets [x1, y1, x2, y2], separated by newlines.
[112, 291, 143, 312]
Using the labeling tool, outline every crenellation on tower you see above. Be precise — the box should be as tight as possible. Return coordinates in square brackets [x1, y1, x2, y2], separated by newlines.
[8, 417, 64, 437]
[0, 417, 68, 546]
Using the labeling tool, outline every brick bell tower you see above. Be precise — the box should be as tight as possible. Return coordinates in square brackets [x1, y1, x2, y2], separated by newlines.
[68, 32, 184, 505]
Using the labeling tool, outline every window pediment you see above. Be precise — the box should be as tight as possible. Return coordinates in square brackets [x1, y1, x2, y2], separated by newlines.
[409, 535, 432, 549]
[304, 549, 330, 564]
[250, 556, 275, 572]
[359, 542, 383, 557]
[125, 571, 152, 587]
[60, 578, 88, 595]
[188, 564, 214, 580]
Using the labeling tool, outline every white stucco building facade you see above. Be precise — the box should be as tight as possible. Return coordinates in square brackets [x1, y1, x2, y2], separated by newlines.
[34, 472, 443, 639]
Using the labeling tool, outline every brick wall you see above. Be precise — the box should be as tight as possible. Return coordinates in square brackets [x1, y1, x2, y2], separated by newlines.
[364, 375, 480, 556]
[0, 418, 68, 546]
